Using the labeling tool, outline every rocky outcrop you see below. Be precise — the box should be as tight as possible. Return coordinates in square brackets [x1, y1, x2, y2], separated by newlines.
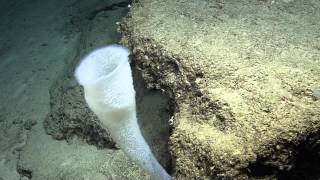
[120, 0, 320, 179]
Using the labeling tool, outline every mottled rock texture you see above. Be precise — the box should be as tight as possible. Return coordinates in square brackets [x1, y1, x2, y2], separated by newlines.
[120, 0, 320, 179]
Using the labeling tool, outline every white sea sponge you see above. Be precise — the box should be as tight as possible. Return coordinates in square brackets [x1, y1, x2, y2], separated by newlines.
[74, 45, 171, 180]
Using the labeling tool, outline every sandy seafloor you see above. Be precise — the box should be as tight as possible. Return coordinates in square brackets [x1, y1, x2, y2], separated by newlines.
[0, 0, 168, 179]
[0, 0, 75, 179]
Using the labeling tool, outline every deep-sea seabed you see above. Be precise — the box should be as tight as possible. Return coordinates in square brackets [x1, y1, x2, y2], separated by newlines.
[0, 0, 77, 179]
[0, 0, 171, 179]
[2, 0, 319, 179]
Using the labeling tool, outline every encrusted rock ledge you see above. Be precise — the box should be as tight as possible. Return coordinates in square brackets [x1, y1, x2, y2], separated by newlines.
[120, 0, 320, 179]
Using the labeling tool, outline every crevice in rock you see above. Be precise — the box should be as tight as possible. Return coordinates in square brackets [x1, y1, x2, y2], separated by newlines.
[248, 132, 320, 180]
[132, 65, 175, 171]
[17, 167, 32, 179]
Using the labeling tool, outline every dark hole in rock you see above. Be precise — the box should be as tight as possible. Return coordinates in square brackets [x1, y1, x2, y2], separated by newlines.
[248, 134, 320, 180]
[248, 159, 279, 177]
[17, 168, 32, 179]
[278, 135, 320, 180]
[132, 65, 174, 172]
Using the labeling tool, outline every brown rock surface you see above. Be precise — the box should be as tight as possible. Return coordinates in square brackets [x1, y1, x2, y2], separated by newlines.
[120, 0, 320, 179]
